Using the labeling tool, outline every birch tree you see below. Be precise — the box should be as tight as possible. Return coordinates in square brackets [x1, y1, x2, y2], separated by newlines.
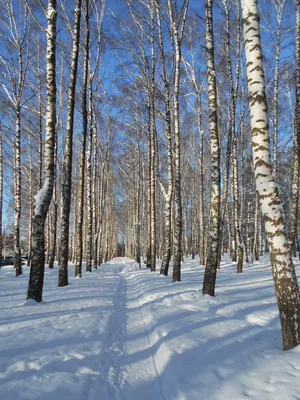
[0, 0, 32, 276]
[167, 0, 189, 282]
[289, 0, 300, 257]
[75, 0, 89, 278]
[26, 0, 57, 302]
[269, 0, 286, 181]
[182, 18, 206, 266]
[202, 0, 221, 296]
[155, 0, 173, 275]
[0, 123, 2, 269]
[58, 0, 82, 287]
[86, 76, 93, 273]
[242, 0, 300, 350]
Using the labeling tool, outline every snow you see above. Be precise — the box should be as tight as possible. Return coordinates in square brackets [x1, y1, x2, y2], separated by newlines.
[1, 256, 300, 399]
[34, 178, 51, 215]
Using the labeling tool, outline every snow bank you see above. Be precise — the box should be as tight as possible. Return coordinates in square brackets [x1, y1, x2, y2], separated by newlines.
[1, 256, 300, 399]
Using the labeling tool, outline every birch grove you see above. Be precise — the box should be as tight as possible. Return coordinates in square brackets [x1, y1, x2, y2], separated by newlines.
[0, 0, 299, 351]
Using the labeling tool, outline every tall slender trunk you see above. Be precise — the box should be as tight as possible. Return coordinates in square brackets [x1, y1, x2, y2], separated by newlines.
[14, 101, 22, 276]
[272, 1, 285, 181]
[246, 200, 251, 261]
[150, 2, 156, 272]
[48, 185, 57, 268]
[0, 124, 2, 269]
[155, 0, 173, 275]
[27, 0, 57, 302]
[218, 0, 234, 268]
[167, 0, 189, 282]
[136, 142, 142, 268]
[171, 9, 182, 282]
[146, 104, 152, 269]
[240, 106, 249, 262]
[58, 0, 82, 286]
[198, 92, 205, 266]
[86, 77, 93, 273]
[252, 193, 259, 263]
[27, 134, 33, 266]
[45, 213, 51, 264]
[233, 133, 243, 273]
[75, 0, 89, 277]
[191, 166, 196, 259]
[289, 122, 299, 258]
[232, 16, 243, 272]
[37, 43, 43, 191]
[202, 0, 221, 296]
[48, 126, 58, 270]
[92, 129, 98, 270]
[242, 0, 300, 350]
[98, 167, 105, 266]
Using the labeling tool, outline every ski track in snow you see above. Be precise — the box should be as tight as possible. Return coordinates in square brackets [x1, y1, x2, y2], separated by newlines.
[2, 256, 300, 399]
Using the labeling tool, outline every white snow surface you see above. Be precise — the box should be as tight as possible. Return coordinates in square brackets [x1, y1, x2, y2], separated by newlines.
[1, 256, 300, 400]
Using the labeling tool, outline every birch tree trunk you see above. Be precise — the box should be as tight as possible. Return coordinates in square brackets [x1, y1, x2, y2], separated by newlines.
[289, 1, 300, 258]
[155, 0, 173, 276]
[202, 0, 221, 296]
[37, 42, 43, 191]
[27, 0, 57, 302]
[28, 134, 33, 266]
[198, 93, 205, 266]
[272, 0, 285, 181]
[218, 0, 234, 268]
[289, 125, 299, 257]
[183, 53, 205, 265]
[150, 2, 156, 272]
[86, 77, 93, 273]
[146, 106, 152, 269]
[58, 0, 82, 287]
[167, 0, 189, 282]
[75, 0, 89, 277]
[246, 200, 251, 261]
[252, 192, 259, 263]
[233, 133, 243, 273]
[48, 135, 58, 269]
[14, 101, 22, 276]
[0, 124, 2, 269]
[242, 0, 300, 350]
[92, 126, 98, 270]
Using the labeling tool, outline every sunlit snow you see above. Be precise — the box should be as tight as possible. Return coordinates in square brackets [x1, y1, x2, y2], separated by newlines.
[1, 256, 300, 399]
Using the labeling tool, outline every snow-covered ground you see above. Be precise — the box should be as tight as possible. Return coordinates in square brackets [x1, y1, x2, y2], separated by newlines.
[1, 256, 300, 400]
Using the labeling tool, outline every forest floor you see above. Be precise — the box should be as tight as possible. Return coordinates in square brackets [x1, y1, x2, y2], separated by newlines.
[1, 256, 300, 400]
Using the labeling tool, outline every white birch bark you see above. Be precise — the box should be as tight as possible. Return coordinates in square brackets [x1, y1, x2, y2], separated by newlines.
[242, 0, 300, 350]
[150, 0, 156, 272]
[0, 124, 2, 269]
[14, 99, 22, 276]
[58, 0, 82, 287]
[75, 0, 89, 277]
[218, 0, 234, 267]
[289, 1, 300, 258]
[27, 0, 57, 302]
[167, 0, 189, 282]
[271, 0, 285, 181]
[27, 134, 33, 266]
[202, 0, 221, 296]
[86, 77, 93, 273]
[155, 0, 172, 275]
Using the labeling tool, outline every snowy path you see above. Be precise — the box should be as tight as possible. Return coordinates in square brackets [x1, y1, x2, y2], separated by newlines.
[2, 256, 300, 399]
[118, 260, 166, 400]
